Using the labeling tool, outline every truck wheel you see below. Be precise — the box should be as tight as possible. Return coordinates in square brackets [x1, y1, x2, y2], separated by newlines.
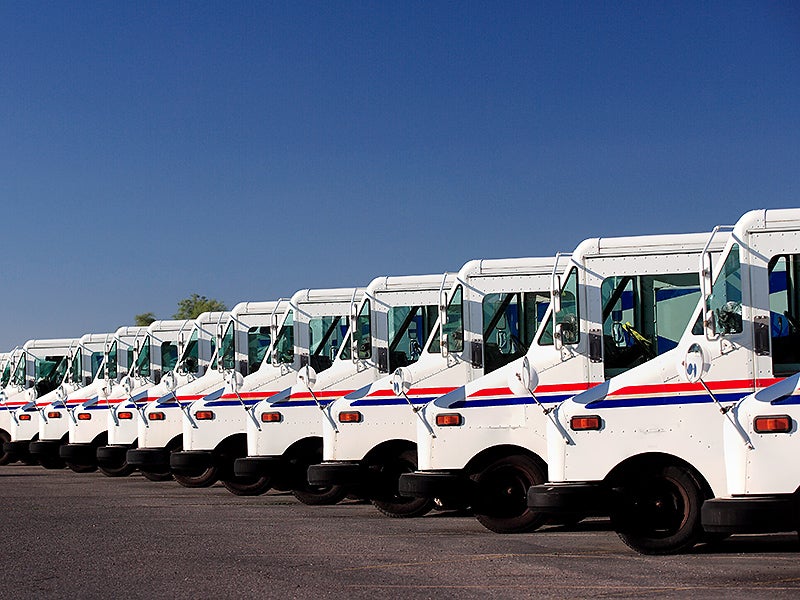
[613, 464, 704, 555]
[99, 462, 136, 477]
[473, 454, 547, 534]
[173, 466, 219, 488]
[293, 483, 348, 506]
[0, 431, 11, 466]
[140, 469, 173, 482]
[222, 475, 272, 496]
[66, 462, 97, 474]
[370, 449, 435, 518]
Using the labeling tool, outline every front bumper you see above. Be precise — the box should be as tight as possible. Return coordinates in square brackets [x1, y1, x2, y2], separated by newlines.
[527, 481, 611, 516]
[29, 439, 61, 460]
[97, 445, 132, 468]
[170, 450, 215, 476]
[3, 440, 31, 460]
[307, 462, 364, 487]
[398, 470, 473, 499]
[702, 495, 799, 534]
[59, 443, 97, 465]
[127, 447, 170, 470]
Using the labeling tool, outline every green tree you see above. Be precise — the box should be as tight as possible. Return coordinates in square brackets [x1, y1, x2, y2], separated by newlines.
[173, 294, 227, 319]
[134, 312, 157, 326]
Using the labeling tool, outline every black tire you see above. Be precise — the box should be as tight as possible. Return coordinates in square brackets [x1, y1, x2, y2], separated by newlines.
[222, 475, 273, 496]
[140, 469, 174, 482]
[612, 464, 704, 555]
[173, 465, 219, 488]
[293, 483, 349, 506]
[472, 454, 547, 534]
[370, 449, 435, 518]
[39, 456, 66, 470]
[66, 462, 97, 474]
[0, 431, 11, 466]
[98, 462, 136, 477]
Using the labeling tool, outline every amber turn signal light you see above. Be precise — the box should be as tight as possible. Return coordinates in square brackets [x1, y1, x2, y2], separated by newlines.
[77, 413, 92, 421]
[195, 410, 214, 420]
[338, 411, 363, 423]
[260, 412, 282, 423]
[47, 411, 62, 419]
[570, 415, 601, 431]
[117, 411, 133, 420]
[435, 413, 463, 427]
[753, 415, 792, 434]
[148, 411, 166, 421]
[18, 413, 31, 421]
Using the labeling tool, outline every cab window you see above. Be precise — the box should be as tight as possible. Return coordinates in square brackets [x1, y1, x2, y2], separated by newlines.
[309, 315, 346, 373]
[428, 285, 464, 354]
[272, 311, 294, 364]
[769, 253, 800, 376]
[219, 321, 235, 371]
[353, 300, 372, 360]
[135, 337, 151, 377]
[161, 342, 178, 372]
[178, 329, 200, 374]
[248, 326, 271, 373]
[602, 273, 700, 379]
[388, 305, 437, 369]
[107, 341, 118, 380]
[539, 268, 579, 346]
[483, 292, 549, 374]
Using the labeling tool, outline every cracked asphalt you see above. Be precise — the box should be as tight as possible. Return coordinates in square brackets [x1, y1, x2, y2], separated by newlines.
[1, 464, 799, 599]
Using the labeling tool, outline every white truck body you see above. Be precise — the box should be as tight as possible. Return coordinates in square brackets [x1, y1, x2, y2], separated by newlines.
[27, 332, 126, 467]
[400, 232, 727, 532]
[233, 276, 448, 500]
[170, 288, 363, 493]
[529, 208, 800, 554]
[1, 338, 78, 463]
[307, 257, 554, 517]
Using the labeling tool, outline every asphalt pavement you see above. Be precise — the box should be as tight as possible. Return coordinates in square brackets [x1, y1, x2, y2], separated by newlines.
[1, 464, 799, 599]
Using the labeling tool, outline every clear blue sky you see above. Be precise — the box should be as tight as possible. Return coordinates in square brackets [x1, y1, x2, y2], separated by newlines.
[1, 1, 798, 349]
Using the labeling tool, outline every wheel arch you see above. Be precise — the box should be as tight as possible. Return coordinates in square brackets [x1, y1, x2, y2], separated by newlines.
[463, 444, 547, 479]
[605, 452, 714, 501]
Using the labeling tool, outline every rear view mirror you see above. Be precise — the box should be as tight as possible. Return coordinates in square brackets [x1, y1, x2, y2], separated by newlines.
[678, 343, 709, 383]
[121, 376, 134, 396]
[162, 371, 177, 392]
[228, 370, 245, 393]
[391, 367, 413, 397]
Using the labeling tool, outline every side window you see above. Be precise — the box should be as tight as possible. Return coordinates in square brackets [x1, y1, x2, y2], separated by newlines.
[161, 342, 178, 372]
[71, 351, 82, 383]
[706, 244, 742, 335]
[602, 273, 700, 379]
[248, 326, 271, 373]
[428, 285, 464, 354]
[272, 311, 294, 364]
[769, 254, 800, 376]
[0, 360, 11, 387]
[539, 268, 579, 346]
[107, 341, 118, 380]
[219, 322, 235, 371]
[136, 337, 151, 377]
[353, 300, 372, 360]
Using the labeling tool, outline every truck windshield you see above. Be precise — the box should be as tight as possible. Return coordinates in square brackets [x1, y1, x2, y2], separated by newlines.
[602, 273, 700, 379]
[353, 300, 371, 360]
[178, 329, 200, 374]
[388, 304, 437, 369]
[220, 322, 235, 371]
[248, 326, 271, 374]
[161, 342, 178, 372]
[538, 268, 580, 346]
[135, 337, 151, 377]
[90, 351, 103, 379]
[428, 285, 464, 354]
[69, 350, 82, 384]
[35, 355, 68, 396]
[309, 315, 346, 373]
[483, 292, 549, 374]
